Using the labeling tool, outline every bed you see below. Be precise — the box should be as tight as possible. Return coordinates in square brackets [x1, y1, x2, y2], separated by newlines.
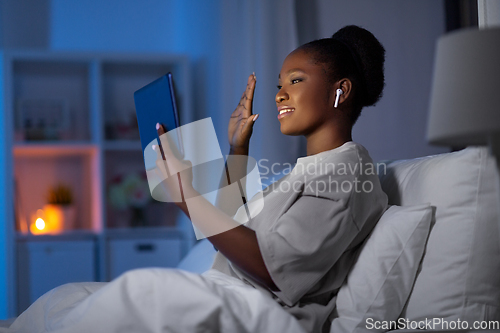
[1, 146, 499, 333]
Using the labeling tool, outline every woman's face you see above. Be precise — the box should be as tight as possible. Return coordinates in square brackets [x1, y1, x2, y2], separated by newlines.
[276, 48, 335, 136]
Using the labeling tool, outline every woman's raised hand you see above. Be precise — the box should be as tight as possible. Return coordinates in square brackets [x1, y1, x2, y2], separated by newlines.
[228, 73, 258, 155]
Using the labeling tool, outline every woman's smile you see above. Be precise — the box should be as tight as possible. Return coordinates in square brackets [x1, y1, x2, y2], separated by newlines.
[277, 106, 295, 119]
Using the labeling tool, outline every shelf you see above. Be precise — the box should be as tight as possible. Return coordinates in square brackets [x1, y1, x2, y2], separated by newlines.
[103, 226, 183, 239]
[3, 51, 194, 311]
[13, 143, 97, 156]
[16, 230, 97, 242]
[103, 140, 142, 151]
[14, 141, 143, 153]
[12, 59, 91, 142]
[104, 149, 180, 229]
[102, 62, 180, 141]
[14, 153, 97, 232]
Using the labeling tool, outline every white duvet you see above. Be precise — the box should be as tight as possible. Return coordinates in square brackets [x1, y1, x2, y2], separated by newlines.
[1, 268, 305, 333]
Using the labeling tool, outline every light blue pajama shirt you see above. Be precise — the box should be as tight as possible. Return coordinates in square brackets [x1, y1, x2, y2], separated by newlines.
[212, 142, 388, 332]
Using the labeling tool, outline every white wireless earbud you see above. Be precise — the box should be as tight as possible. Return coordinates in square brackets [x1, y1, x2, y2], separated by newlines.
[334, 89, 343, 108]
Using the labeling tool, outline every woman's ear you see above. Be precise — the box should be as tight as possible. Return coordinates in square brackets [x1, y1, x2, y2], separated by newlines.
[331, 79, 352, 108]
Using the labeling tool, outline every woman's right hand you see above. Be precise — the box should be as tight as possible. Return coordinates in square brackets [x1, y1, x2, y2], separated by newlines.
[227, 73, 258, 155]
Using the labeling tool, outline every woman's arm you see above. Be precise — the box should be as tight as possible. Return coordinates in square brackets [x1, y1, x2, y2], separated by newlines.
[155, 74, 277, 290]
[180, 186, 278, 291]
[155, 129, 277, 290]
[209, 225, 278, 291]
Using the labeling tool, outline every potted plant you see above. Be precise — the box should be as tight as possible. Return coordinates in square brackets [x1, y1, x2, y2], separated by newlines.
[45, 183, 76, 231]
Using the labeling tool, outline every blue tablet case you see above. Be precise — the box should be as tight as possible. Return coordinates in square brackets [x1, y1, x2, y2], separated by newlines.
[134, 73, 181, 153]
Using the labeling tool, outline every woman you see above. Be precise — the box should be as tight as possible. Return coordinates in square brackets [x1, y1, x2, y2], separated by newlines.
[5, 25, 388, 333]
[156, 25, 388, 332]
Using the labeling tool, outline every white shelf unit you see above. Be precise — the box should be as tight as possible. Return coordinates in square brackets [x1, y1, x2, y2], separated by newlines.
[16, 232, 97, 314]
[105, 228, 184, 281]
[1, 51, 195, 315]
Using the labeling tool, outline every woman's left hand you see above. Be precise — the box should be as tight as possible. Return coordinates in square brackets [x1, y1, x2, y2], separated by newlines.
[155, 123, 195, 202]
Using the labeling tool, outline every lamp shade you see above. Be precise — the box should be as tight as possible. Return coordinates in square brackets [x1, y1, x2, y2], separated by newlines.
[427, 27, 500, 146]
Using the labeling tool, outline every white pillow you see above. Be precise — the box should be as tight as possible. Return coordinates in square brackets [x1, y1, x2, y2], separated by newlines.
[379, 147, 500, 324]
[330, 204, 433, 333]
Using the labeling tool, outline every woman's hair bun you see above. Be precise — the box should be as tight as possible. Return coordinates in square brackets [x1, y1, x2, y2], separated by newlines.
[332, 25, 385, 108]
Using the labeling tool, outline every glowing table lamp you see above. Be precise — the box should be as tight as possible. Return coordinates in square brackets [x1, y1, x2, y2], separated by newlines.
[426, 27, 500, 236]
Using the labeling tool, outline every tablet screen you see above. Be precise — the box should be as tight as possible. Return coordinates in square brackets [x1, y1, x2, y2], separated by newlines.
[134, 73, 183, 157]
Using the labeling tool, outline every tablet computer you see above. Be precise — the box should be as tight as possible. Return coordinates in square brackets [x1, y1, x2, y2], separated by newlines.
[134, 72, 183, 157]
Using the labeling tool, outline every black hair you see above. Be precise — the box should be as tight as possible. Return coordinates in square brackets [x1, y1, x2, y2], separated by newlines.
[300, 25, 385, 124]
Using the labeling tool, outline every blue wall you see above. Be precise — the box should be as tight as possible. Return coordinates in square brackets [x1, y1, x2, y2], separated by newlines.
[51, 0, 223, 125]
[316, 0, 448, 161]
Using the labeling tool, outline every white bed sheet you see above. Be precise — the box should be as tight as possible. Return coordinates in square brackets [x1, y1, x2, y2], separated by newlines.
[0, 268, 305, 333]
